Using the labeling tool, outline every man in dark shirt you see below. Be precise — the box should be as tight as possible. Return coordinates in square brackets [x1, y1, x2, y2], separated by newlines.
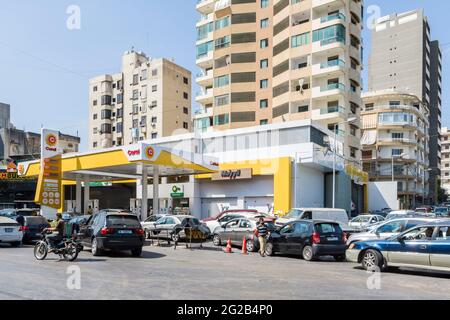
[43, 213, 65, 249]
[256, 218, 269, 257]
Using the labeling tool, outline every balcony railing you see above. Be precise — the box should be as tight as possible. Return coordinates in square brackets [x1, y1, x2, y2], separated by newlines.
[320, 59, 345, 69]
[378, 138, 417, 144]
[320, 83, 345, 92]
[320, 13, 346, 23]
[321, 105, 345, 114]
[320, 36, 345, 46]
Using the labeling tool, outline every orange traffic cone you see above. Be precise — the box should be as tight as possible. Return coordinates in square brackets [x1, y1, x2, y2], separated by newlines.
[224, 238, 233, 253]
[241, 237, 248, 255]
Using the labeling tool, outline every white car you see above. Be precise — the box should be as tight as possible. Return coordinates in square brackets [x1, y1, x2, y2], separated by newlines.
[0, 217, 23, 247]
[276, 208, 350, 231]
[385, 210, 416, 220]
[348, 215, 385, 230]
[204, 211, 264, 234]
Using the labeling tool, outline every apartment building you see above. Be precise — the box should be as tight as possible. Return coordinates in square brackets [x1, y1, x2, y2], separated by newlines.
[89, 51, 192, 150]
[441, 128, 450, 195]
[368, 9, 442, 203]
[194, 0, 364, 160]
[0, 103, 10, 130]
[361, 90, 429, 209]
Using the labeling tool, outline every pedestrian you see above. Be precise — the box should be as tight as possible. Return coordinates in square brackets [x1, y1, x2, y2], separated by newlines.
[255, 217, 269, 257]
[87, 205, 93, 215]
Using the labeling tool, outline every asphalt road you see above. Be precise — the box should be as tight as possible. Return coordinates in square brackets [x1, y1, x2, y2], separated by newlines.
[1, 241, 450, 300]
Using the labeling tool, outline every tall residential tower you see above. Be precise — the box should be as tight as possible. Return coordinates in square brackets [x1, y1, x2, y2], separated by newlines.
[195, 0, 364, 160]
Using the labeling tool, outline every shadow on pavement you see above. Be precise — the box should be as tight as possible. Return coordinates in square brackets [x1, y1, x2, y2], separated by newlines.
[353, 266, 450, 279]
[99, 250, 166, 260]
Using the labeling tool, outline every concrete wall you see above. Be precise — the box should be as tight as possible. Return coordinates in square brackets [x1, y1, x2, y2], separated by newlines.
[368, 181, 399, 211]
[325, 172, 352, 214]
[294, 164, 324, 208]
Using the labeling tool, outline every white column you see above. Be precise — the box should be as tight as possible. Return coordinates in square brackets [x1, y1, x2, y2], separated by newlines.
[76, 175, 82, 213]
[153, 166, 160, 215]
[84, 176, 90, 214]
[142, 166, 148, 220]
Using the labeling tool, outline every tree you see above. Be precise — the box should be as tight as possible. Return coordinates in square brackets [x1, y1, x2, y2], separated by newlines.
[438, 188, 449, 204]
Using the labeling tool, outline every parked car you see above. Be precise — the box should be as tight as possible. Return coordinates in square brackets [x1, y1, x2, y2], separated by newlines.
[0, 209, 16, 219]
[349, 215, 385, 230]
[0, 217, 23, 247]
[276, 208, 350, 231]
[385, 210, 417, 221]
[21, 216, 51, 244]
[212, 217, 276, 252]
[141, 214, 167, 238]
[346, 220, 450, 272]
[203, 211, 264, 235]
[265, 220, 348, 261]
[369, 210, 388, 218]
[201, 209, 258, 223]
[433, 207, 450, 217]
[144, 215, 210, 242]
[78, 210, 145, 257]
[346, 218, 436, 246]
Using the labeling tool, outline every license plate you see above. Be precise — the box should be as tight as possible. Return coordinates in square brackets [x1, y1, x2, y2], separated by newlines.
[118, 230, 132, 234]
[4, 228, 14, 233]
[327, 237, 339, 241]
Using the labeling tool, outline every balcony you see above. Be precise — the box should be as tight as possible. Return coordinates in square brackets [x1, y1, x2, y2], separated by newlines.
[312, 13, 346, 29]
[312, 0, 345, 10]
[312, 105, 345, 122]
[196, 50, 214, 69]
[312, 59, 346, 77]
[378, 138, 418, 146]
[196, 0, 216, 15]
[196, 70, 213, 86]
[196, 14, 213, 27]
[312, 83, 346, 99]
[195, 89, 214, 104]
[312, 37, 346, 53]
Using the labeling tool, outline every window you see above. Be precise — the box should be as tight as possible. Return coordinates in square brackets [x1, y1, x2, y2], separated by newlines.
[93, 128, 98, 134]
[291, 32, 310, 48]
[116, 108, 123, 118]
[101, 123, 112, 134]
[389, 101, 401, 106]
[117, 94, 123, 104]
[260, 79, 269, 89]
[214, 75, 230, 88]
[133, 74, 139, 85]
[101, 95, 112, 105]
[260, 59, 269, 69]
[152, 85, 157, 92]
[365, 103, 374, 111]
[132, 90, 139, 100]
[183, 107, 189, 115]
[260, 39, 269, 48]
[93, 86, 98, 92]
[101, 109, 112, 120]
[260, 99, 268, 109]
[183, 92, 189, 100]
[93, 100, 97, 106]
[196, 41, 213, 58]
[350, 147, 357, 158]
[312, 24, 346, 45]
[183, 77, 189, 85]
[215, 94, 230, 107]
[297, 105, 309, 113]
[197, 22, 214, 40]
[117, 122, 123, 133]
[151, 116, 157, 124]
[377, 221, 404, 234]
[183, 122, 189, 130]
[141, 69, 147, 80]
[392, 133, 404, 140]
[260, 18, 269, 28]
[214, 114, 230, 126]
[93, 142, 97, 148]
[151, 133, 158, 139]
[93, 114, 98, 120]
[260, 119, 268, 125]
[402, 226, 435, 241]
[152, 69, 158, 76]
[215, 16, 230, 30]
[261, 0, 269, 8]
[215, 36, 231, 49]
[392, 149, 404, 156]
[350, 125, 357, 136]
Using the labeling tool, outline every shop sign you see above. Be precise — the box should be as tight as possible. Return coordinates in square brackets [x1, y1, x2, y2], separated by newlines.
[212, 168, 252, 181]
[0, 172, 35, 181]
[171, 185, 184, 198]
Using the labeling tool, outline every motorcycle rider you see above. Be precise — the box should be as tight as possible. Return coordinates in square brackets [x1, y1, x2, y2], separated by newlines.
[43, 213, 66, 250]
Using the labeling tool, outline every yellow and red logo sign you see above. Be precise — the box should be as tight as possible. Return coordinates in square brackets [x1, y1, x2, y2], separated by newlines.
[46, 134, 58, 147]
[145, 146, 155, 159]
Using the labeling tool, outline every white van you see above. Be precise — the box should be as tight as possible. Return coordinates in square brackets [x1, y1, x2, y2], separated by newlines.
[276, 208, 350, 230]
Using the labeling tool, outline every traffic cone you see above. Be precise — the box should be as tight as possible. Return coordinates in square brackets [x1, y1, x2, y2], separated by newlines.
[224, 238, 233, 253]
[241, 237, 248, 255]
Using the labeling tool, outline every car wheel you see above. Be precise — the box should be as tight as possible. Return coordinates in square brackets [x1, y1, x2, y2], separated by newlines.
[302, 245, 315, 261]
[10, 241, 21, 248]
[91, 237, 102, 257]
[131, 248, 142, 257]
[334, 255, 346, 262]
[246, 239, 255, 252]
[265, 242, 274, 256]
[362, 249, 384, 271]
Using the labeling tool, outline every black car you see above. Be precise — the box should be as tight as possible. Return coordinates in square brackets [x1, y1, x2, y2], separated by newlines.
[21, 216, 50, 244]
[78, 210, 145, 257]
[266, 220, 347, 261]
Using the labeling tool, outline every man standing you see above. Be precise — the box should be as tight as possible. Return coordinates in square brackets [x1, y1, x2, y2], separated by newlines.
[256, 218, 269, 257]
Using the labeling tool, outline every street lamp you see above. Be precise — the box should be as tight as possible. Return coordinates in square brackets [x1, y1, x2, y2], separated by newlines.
[332, 117, 357, 209]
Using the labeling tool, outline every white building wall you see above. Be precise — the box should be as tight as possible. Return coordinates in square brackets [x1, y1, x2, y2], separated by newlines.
[368, 181, 399, 211]
[295, 165, 325, 208]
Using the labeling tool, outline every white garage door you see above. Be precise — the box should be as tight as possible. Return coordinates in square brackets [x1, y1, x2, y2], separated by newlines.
[201, 198, 238, 219]
[245, 197, 273, 214]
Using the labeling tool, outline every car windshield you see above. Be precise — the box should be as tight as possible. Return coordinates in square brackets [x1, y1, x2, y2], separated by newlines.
[315, 223, 341, 234]
[352, 216, 371, 223]
[107, 215, 140, 227]
[25, 217, 48, 226]
[284, 209, 304, 219]
[434, 208, 448, 213]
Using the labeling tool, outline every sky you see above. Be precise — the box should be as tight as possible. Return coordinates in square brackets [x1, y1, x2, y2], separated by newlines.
[0, 0, 449, 151]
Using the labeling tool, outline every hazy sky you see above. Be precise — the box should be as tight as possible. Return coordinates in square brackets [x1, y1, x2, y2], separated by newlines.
[0, 0, 448, 151]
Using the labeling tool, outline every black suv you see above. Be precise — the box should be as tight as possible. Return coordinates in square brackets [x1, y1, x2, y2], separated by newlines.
[21, 216, 50, 244]
[266, 220, 347, 261]
[78, 210, 145, 257]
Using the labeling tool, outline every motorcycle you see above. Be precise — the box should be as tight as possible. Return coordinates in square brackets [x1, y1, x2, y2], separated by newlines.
[33, 231, 79, 262]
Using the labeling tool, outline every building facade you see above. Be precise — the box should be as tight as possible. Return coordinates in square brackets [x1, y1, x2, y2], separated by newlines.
[0, 103, 10, 131]
[361, 90, 429, 209]
[368, 9, 442, 203]
[194, 0, 364, 161]
[89, 50, 192, 150]
[441, 127, 450, 195]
